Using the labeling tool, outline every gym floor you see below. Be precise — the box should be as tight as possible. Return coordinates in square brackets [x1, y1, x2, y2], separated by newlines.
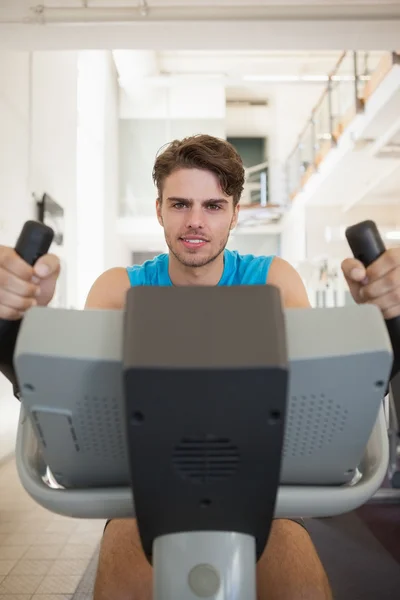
[0, 457, 104, 599]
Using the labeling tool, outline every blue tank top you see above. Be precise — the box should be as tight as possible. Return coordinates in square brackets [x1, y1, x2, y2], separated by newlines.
[126, 249, 274, 287]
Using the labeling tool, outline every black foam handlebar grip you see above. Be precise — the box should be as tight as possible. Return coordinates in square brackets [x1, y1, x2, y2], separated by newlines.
[345, 220, 386, 268]
[14, 220, 54, 268]
[0, 220, 54, 396]
[345, 220, 400, 381]
[0, 221, 54, 331]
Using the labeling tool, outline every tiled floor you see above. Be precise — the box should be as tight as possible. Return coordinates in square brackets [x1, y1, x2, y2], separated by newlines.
[0, 457, 105, 599]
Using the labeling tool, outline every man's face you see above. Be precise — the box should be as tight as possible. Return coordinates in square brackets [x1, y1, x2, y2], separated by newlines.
[156, 168, 239, 268]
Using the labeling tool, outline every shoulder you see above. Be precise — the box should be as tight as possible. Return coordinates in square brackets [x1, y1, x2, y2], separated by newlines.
[85, 267, 130, 309]
[267, 256, 311, 308]
[85, 254, 167, 309]
[126, 254, 168, 286]
[227, 249, 274, 282]
[228, 249, 273, 267]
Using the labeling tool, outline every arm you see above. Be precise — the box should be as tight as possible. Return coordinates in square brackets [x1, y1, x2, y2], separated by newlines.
[342, 247, 400, 381]
[85, 267, 131, 309]
[267, 257, 311, 309]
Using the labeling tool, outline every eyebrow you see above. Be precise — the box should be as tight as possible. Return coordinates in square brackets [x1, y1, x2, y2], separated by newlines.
[166, 197, 229, 204]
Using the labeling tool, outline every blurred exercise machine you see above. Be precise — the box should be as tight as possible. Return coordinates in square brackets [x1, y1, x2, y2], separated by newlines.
[0, 220, 399, 599]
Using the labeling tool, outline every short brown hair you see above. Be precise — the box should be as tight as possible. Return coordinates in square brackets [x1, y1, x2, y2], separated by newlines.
[153, 134, 245, 207]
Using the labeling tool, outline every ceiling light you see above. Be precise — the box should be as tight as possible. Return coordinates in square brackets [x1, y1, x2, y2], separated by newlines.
[242, 74, 367, 84]
[242, 74, 329, 83]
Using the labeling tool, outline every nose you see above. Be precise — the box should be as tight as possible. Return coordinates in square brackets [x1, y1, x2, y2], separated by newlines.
[185, 205, 205, 229]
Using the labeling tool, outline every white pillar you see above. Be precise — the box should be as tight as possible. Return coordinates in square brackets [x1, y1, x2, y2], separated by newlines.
[280, 201, 306, 266]
[76, 51, 106, 307]
[76, 51, 130, 307]
[31, 51, 79, 309]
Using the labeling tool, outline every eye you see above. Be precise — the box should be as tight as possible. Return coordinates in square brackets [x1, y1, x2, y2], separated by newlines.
[172, 202, 186, 209]
[208, 204, 221, 210]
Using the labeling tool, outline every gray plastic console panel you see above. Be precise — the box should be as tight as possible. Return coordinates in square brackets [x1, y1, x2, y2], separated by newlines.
[14, 304, 392, 520]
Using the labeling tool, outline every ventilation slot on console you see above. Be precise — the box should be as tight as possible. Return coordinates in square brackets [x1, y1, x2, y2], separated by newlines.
[173, 436, 240, 483]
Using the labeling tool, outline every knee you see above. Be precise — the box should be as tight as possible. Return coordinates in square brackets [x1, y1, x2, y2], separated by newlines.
[94, 519, 332, 600]
[93, 519, 152, 600]
[257, 519, 332, 600]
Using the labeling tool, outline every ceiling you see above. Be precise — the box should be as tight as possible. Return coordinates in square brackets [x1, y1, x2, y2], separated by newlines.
[1, 2, 400, 51]
[4, 1, 400, 15]
[157, 50, 362, 77]
[360, 164, 400, 205]
[115, 49, 342, 103]
[4, 1, 400, 8]
[155, 49, 384, 100]
[115, 49, 386, 162]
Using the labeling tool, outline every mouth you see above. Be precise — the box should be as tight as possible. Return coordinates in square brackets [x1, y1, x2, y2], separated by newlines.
[180, 237, 209, 249]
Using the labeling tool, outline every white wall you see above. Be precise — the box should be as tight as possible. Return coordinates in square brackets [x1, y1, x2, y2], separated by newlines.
[305, 203, 400, 261]
[103, 55, 132, 272]
[225, 105, 271, 139]
[76, 51, 107, 306]
[76, 51, 132, 307]
[0, 381, 20, 462]
[227, 233, 279, 257]
[31, 51, 79, 309]
[120, 82, 226, 120]
[31, 50, 130, 310]
[283, 203, 400, 308]
[0, 50, 128, 459]
[0, 52, 30, 459]
[0, 50, 80, 460]
[0, 52, 33, 461]
[0, 52, 32, 246]
[119, 83, 226, 218]
[280, 201, 307, 266]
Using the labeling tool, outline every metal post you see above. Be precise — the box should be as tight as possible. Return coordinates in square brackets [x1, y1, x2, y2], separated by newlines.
[284, 161, 290, 205]
[153, 531, 257, 600]
[260, 170, 267, 207]
[353, 51, 364, 113]
[327, 78, 335, 146]
[311, 117, 316, 168]
[296, 145, 302, 189]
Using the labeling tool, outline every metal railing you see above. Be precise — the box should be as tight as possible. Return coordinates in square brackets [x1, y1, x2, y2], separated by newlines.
[243, 161, 269, 207]
[284, 51, 376, 203]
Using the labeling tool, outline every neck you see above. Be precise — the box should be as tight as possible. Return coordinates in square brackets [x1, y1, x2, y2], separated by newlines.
[168, 251, 225, 286]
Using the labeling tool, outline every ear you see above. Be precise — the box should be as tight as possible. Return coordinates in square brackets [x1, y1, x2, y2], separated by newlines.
[230, 203, 240, 230]
[156, 199, 163, 226]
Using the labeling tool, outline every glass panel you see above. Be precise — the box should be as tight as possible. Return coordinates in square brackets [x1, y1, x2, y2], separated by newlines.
[356, 51, 385, 99]
[286, 146, 302, 199]
[299, 121, 314, 174]
[314, 92, 332, 152]
[330, 52, 358, 133]
[284, 51, 391, 201]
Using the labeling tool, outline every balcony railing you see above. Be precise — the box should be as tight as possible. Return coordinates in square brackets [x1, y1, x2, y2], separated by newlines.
[242, 160, 269, 207]
[284, 51, 400, 203]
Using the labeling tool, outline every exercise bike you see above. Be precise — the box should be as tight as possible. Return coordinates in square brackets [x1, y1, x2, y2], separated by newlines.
[1, 219, 399, 599]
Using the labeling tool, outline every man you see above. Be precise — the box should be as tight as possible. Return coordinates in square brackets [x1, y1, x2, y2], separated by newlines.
[0, 134, 399, 599]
